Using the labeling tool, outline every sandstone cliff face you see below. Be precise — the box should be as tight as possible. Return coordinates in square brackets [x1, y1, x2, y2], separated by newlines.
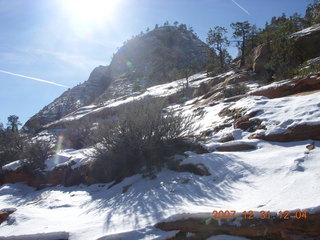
[291, 23, 320, 61]
[24, 26, 212, 132]
[24, 66, 111, 132]
[246, 23, 320, 79]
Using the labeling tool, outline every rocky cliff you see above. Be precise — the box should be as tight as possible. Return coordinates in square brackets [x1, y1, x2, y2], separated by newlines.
[24, 26, 212, 132]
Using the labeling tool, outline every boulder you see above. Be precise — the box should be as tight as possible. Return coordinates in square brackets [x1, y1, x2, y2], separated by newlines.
[252, 44, 271, 78]
[219, 134, 234, 143]
[216, 143, 256, 152]
[291, 23, 320, 61]
[234, 111, 261, 131]
[0, 208, 16, 225]
[178, 163, 211, 176]
[223, 72, 256, 86]
[249, 124, 320, 142]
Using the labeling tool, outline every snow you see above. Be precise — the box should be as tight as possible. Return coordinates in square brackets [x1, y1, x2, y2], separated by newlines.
[1, 71, 320, 239]
[0, 232, 69, 240]
[232, 92, 320, 135]
[2, 161, 22, 172]
[1, 139, 319, 239]
[45, 148, 93, 171]
[290, 23, 320, 38]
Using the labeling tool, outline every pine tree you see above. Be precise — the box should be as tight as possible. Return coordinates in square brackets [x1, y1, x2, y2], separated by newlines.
[7, 115, 21, 132]
[230, 21, 251, 67]
[206, 26, 230, 72]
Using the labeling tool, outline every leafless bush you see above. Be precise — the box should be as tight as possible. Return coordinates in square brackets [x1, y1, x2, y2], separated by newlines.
[63, 118, 94, 149]
[91, 97, 196, 180]
[21, 140, 53, 171]
[222, 83, 249, 98]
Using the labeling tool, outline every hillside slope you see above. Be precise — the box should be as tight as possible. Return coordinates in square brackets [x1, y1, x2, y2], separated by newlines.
[24, 26, 212, 132]
[1, 69, 320, 239]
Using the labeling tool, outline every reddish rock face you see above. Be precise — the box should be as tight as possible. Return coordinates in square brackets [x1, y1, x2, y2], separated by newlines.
[216, 143, 256, 152]
[233, 111, 261, 132]
[219, 134, 235, 143]
[249, 124, 320, 142]
[156, 212, 320, 240]
[250, 73, 320, 99]
[0, 209, 16, 225]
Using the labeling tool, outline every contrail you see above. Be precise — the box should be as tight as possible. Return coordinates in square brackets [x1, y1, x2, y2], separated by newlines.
[231, 0, 250, 15]
[0, 69, 69, 88]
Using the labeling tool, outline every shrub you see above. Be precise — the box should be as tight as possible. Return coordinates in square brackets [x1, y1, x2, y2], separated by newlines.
[21, 140, 53, 172]
[63, 118, 93, 149]
[222, 83, 249, 98]
[0, 130, 25, 167]
[91, 97, 195, 181]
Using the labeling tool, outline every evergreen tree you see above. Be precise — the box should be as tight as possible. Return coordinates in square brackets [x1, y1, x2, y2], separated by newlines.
[305, 0, 320, 26]
[7, 115, 21, 132]
[230, 21, 251, 67]
[206, 26, 230, 72]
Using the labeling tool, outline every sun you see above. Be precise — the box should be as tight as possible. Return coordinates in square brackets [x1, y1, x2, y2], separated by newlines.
[65, 0, 120, 27]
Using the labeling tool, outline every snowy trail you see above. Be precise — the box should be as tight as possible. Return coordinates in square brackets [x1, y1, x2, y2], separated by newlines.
[1, 140, 320, 239]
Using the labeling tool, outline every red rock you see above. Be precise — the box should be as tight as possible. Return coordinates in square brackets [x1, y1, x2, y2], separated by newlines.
[0, 209, 16, 225]
[306, 144, 315, 150]
[249, 124, 320, 142]
[250, 73, 320, 99]
[219, 134, 235, 143]
[156, 211, 320, 240]
[216, 143, 256, 152]
[234, 111, 261, 131]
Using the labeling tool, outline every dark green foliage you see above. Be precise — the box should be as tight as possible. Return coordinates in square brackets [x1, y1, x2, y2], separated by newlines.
[222, 83, 250, 98]
[91, 97, 195, 181]
[258, 14, 305, 80]
[292, 60, 320, 77]
[305, 0, 320, 26]
[6, 115, 21, 132]
[207, 26, 230, 72]
[230, 21, 252, 67]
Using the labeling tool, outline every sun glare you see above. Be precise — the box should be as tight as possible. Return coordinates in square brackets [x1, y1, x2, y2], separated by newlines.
[65, 0, 120, 27]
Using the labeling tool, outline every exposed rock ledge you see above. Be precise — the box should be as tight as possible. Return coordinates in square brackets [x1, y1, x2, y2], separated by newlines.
[155, 211, 320, 240]
[249, 72, 320, 99]
[249, 124, 320, 142]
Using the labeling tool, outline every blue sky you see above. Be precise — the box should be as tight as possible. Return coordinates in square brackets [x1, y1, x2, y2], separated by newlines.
[0, 0, 311, 125]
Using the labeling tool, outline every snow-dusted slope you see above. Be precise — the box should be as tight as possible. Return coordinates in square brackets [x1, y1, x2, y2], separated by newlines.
[1, 72, 320, 240]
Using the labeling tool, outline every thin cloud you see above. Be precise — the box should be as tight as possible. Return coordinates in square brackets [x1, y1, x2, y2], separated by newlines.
[231, 0, 250, 15]
[0, 69, 69, 88]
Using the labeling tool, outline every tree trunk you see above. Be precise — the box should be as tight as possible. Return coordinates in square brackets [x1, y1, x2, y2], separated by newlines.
[240, 35, 246, 67]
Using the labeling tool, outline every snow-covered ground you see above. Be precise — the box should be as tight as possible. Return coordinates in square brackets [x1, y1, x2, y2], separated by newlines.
[1, 138, 319, 239]
[1, 72, 320, 239]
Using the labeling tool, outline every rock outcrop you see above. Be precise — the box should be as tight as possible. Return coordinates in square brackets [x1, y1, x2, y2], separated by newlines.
[155, 211, 320, 240]
[216, 143, 256, 152]
[0, 208, 16, 225]
[24, 66, 111, 132]
[249, 124, 320, 142]
[246, 24, 320, 78]
[24, 26, 212, 132]
[291, 23, 320, 61]
[250, 72, 320, 99]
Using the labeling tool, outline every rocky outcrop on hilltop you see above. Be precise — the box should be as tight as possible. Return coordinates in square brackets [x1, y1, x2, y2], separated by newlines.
[246, 24, 320, 79]
[24, 66, 111, 132]
[291, 23, 320, 61]
[24, 26, 212, 132]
